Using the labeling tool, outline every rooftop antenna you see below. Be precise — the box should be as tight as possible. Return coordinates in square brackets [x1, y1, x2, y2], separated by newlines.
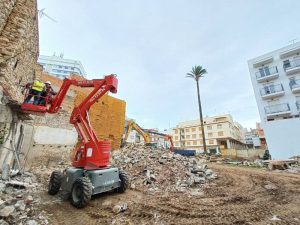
[38, 8, 57, 23]
[289, 38, 298, 45]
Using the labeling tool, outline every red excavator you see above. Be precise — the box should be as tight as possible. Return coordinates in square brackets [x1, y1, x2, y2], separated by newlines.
[21, 74, 129, 208]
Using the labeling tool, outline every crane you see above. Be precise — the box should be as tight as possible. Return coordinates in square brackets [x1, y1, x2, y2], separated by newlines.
[121, 120, 174, 151]
[21, 75, 129, 208]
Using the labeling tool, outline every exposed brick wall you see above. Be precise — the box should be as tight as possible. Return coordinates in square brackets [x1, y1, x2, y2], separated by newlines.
[0, 0, 39, 102]
[75, 92, 126, 150]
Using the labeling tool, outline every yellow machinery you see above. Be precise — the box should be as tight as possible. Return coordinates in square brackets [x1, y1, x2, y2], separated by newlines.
[121, 120, 174, 150]
[122, 120, 151, 146]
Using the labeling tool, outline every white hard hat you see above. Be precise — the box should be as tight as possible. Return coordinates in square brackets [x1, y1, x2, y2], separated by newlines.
[45, 81, 51, 85]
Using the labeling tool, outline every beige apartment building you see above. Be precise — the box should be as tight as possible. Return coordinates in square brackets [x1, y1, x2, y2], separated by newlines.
[172, 114, 246, 153]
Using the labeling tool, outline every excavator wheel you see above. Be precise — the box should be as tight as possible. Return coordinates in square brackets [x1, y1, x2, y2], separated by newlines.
[48, 171, 63, 195]
[116, 170, 129, 193]
[71, 177, 92, 208]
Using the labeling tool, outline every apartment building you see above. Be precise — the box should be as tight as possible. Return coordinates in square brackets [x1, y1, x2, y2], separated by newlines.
[172, 114, 246, 153]
[256, 123, 267, 150]
[244, 124, 266, 150]
[38, 54, 86, 79]
[244, 128, 258, 148]
[248, 42, 300, 159]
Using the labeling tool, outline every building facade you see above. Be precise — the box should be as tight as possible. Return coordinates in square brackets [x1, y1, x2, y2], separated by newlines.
[248, 42, 300, 159]
[256, 123, 267, 150]
[244, 124, 266, 150]
[38, 54, 86, 79]
[172, 114, 246, 153]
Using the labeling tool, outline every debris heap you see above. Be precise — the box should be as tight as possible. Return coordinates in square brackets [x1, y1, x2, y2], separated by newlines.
[111, 145, 217, 194]
[0, 168, 48, 225]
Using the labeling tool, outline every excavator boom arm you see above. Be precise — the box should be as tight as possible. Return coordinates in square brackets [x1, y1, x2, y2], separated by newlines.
[123, 120, 150, 144]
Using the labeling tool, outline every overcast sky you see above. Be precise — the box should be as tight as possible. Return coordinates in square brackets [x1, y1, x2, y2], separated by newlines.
[38, 0, 300, 130]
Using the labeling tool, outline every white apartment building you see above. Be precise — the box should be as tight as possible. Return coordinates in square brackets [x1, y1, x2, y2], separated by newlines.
[38, 54, 86, 79]
[172, 114, 246, 154]
[248, 42, 300, 159]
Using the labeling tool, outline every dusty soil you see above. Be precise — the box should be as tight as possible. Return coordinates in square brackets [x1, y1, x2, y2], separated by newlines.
[37, 164, 300, 225]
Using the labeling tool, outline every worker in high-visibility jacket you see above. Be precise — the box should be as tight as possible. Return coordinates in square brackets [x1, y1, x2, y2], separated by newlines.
[23, 80, 45, 105]
[39, 81, 57, 106]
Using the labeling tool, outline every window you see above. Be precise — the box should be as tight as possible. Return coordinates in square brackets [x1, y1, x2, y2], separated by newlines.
[193, 141, 197, 145]
[175, 136, 178, 140]
[192, 127, 196, 132]
[64, 66, 68, 69]
[58, 65, 63, 68]
[192, 134, 196, 139]
[185, 135, 190, 139]
[186, 141, 190, 146]
[198, 127, 201, 131]
[207, 125, 212, 130]
[209, 140, 214, 144]
[185, 128, 190, 132]
[217, 124, 222, 129]
[208, 132, 213, 137]
[175, 130, 178, 134]
[283, 60, 291, 70]
[218, 131, 224, 136]
[71, 67, 75, 70]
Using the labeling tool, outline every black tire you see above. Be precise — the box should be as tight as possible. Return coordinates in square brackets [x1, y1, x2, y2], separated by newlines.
[116, 170, 129, 193]
[48, 171, 63, 195]
[71, 177, 92, 208]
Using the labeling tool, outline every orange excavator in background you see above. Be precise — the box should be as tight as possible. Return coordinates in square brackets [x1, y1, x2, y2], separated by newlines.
[21, 75, 129, 208]
[144, 129, 174, 151]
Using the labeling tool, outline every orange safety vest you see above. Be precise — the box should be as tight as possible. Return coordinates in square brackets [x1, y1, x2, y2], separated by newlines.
[31, 80, 44, 92]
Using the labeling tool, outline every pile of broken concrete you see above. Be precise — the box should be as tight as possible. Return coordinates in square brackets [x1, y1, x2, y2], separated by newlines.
[112, 145, 217, 195]
[0, 166, 48, 225]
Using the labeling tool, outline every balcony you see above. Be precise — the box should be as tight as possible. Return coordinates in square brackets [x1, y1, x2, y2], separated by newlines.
[255, 66, 279, 83]
[260, 84, 285, 100]
[284, 58, 300, 75]
[264, 103, 291, 118]
[290, 79, 300, 94]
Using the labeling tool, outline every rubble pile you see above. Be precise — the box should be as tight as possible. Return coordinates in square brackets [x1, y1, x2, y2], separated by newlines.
[0, 168, 48, 225]
[112, 145, 217, 194]
[223, 159, 265, 167]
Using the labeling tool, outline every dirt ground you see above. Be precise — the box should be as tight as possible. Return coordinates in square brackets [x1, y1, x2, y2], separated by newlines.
[37, 163, 300, 225]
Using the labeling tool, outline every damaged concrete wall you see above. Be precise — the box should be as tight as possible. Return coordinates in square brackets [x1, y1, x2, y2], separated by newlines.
[0, 0, 39, 170]
[0, 87, 34, 170]
[220, 149, 265, 159]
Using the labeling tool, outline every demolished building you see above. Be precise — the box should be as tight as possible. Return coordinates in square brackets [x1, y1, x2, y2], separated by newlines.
[0, 0, 126, 172]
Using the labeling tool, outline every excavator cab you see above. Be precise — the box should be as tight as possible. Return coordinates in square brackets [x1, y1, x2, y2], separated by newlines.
[21, 89, 49, 114]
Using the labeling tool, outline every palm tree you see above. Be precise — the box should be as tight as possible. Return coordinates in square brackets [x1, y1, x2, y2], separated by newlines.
[186, 65, 207, 153]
